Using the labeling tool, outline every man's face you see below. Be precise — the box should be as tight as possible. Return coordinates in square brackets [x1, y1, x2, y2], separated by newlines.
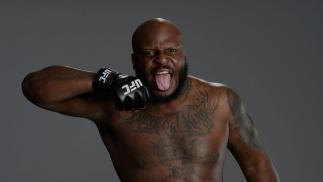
[132, 25, 187, 102]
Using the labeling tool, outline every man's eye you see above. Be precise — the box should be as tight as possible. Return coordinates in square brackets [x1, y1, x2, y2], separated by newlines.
[166, 48, 178, 54]
[142, 51, 155, 56]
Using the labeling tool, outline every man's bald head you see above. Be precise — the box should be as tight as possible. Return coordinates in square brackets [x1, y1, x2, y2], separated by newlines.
[131, 18, 183, 53]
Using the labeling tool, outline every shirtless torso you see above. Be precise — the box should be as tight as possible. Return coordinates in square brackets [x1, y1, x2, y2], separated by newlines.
[96, 77, 229, 181]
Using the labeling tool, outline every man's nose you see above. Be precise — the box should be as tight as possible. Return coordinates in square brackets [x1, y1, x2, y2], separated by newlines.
[154, 52, 169, 65]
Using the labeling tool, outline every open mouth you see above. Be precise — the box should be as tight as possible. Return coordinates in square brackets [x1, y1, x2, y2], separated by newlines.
[154, 68, 174, 91]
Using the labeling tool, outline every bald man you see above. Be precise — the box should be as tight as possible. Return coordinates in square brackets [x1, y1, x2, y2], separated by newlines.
[22, 18, 279, 181]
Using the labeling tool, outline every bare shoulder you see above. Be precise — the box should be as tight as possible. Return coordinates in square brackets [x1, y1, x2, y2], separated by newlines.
[189, 75, 239, 115]
[189, 75, 237, 97]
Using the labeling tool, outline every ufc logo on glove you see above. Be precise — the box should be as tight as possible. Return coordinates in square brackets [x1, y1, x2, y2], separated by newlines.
[98, 69, 112, 83]
[121, 79, 143, 95]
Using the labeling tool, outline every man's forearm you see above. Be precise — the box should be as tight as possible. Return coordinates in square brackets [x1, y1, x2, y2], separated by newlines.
[22, 65, 95, 106]
[243, 152, 280, 182]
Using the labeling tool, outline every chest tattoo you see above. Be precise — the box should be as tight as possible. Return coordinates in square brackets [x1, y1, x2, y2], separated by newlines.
[125, 90, 219, 180]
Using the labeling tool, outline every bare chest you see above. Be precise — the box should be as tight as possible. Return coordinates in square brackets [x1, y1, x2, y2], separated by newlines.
[97, 90, 229, 167]
[96, 81, 233, 181]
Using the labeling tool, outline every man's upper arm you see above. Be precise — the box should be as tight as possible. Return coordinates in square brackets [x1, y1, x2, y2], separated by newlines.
[21, 65, 115, 122]
[40, 93, 113, 121]
[225, 87, 279, 181]
[226, 88, 262, 151]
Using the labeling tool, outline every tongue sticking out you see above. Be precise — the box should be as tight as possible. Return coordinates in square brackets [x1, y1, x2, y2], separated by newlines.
[155, 74, 171, 91]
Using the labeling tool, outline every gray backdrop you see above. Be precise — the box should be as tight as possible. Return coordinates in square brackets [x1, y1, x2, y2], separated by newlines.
[1, 0, 322, 181]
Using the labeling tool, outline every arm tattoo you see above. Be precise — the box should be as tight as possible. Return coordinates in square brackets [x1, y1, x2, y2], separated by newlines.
[227, 89, 262, 149]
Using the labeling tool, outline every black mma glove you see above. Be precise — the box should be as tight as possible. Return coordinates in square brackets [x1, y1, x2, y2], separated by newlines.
[92, 68, 150, 111]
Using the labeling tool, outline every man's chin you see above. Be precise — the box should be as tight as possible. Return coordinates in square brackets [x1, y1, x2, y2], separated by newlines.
[150, 86, 177, 103]
[149, 75, 188, 103]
